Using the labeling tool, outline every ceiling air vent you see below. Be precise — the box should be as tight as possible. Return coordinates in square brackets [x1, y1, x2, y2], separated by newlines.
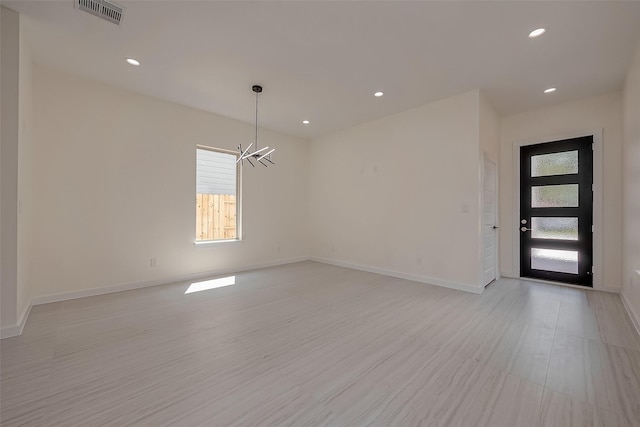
[74, 0, 125, 26]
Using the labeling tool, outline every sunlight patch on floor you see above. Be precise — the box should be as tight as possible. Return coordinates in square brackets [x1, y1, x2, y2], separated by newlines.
[185, 276, 236, 294]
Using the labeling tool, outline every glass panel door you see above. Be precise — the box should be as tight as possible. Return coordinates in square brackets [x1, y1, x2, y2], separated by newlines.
[520, 136, 593, 286]
[531, 150, 578, 177]
[530, 217, 578, 240]
[531, 185, 579, 207]
[530, 248, 579, 274]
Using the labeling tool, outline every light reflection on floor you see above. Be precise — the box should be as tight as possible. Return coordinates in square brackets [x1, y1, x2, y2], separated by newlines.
[185, 276, 236, 294]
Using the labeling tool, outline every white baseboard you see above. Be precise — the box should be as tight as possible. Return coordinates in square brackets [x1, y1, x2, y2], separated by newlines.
[0, 301, 33, 339]
[31, 256, 309, 306]
[310, 257, 483, 294]
[621, 291, 640, 338]
[598, 285, 623, 294]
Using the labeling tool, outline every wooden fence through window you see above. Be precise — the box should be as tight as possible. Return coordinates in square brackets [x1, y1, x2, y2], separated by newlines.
[196, 194, 237, 241]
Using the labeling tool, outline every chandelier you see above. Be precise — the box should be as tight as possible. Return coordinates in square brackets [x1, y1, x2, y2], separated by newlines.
[237, 85, 275, 167]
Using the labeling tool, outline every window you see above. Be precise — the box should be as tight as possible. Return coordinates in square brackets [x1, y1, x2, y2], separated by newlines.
[196, 146, 240, 241]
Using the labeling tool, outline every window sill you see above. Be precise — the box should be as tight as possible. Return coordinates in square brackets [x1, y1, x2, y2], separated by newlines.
[194, 239, 243, 246]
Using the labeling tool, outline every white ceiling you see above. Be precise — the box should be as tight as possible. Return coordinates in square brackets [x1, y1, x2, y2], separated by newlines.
[5, 1, 640, 139]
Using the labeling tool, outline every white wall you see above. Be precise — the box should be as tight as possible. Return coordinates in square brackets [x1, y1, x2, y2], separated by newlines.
[308, 90, 484, 292]
[29, 65, 309, 298]
[479, 92, 499, 164]
[622, 37, 640, 329]
[499, 92, 623, 291]
[1, 6, 20, 330]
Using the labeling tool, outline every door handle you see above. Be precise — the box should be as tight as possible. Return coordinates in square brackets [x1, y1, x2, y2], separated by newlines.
[493, 226, 499, 229]
[521, 227, 532, 232]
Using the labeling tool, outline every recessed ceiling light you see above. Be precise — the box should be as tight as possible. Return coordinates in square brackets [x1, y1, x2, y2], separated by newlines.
[302, 120, 310, 125]
[126, 58, 141, 66]
[529, 28, 546, 38]
[544, 87, 557, 94]
[374, 91, 384, 97]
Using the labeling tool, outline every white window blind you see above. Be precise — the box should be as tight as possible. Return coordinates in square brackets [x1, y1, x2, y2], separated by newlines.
[196, 148, 237, 196]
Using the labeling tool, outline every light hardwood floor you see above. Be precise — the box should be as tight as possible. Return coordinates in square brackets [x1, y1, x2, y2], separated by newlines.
[1, 261, 639, 426]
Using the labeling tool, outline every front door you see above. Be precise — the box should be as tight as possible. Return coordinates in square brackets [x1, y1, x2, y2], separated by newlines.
[520, 136, 593, 287]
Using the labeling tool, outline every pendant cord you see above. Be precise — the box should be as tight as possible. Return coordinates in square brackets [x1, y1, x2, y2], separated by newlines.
[255, 90, 259, 150]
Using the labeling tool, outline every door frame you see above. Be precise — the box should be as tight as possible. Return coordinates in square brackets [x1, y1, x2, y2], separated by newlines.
[511, 129, 603, 290]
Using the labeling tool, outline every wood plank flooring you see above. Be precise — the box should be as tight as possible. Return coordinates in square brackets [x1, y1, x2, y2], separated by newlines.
[1, 261, 639, 426]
